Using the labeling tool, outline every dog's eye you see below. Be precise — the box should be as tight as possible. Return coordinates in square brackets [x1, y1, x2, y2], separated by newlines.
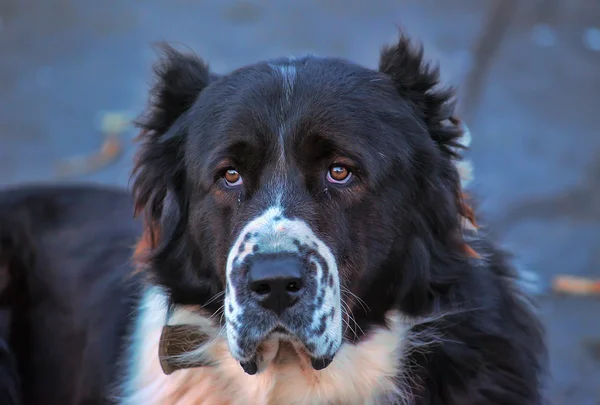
[224, 169, 243, 186]
[327, 165, 352, 184]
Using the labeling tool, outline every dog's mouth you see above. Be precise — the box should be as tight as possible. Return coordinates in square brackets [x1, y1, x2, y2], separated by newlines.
[238, 327, 336, 375]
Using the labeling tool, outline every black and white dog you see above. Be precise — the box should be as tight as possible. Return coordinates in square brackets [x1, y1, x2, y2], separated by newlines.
[0, 32, 546, 405]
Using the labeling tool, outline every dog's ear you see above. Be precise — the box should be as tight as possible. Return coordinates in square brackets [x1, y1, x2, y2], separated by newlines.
[379, 33, 475, 315]
[131, 44, 212, 254]
[379, 32, 464, 159]
[131, 45, 224, 307]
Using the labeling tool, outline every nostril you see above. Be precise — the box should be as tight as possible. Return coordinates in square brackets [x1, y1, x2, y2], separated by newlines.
[286, 281, 301, 292]
[254, 283, 271, 295]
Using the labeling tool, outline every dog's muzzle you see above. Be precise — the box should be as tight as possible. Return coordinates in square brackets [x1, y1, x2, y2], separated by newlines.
[225, 206, 342, 374]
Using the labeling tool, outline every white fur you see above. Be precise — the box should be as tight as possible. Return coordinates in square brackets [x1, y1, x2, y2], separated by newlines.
[269, 61, 296, 169]
[119, 287, 412, 405]
[269, 61, 296, 103]
[224, 205, 342, 361]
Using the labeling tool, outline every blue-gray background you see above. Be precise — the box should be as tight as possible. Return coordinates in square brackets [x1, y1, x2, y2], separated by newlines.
[1, 0, 598, 403]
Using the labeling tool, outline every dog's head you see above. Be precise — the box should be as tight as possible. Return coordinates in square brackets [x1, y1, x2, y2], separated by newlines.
[132, 34, 471, 373]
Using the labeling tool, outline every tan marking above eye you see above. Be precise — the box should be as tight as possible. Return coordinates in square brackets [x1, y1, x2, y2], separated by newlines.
[224, 169, 242, 185]
[327, 165, 351, 183]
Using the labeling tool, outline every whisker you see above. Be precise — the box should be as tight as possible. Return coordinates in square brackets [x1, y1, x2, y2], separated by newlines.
[347, 312, 365, 339]
[350, 307, 365, 336]
[340, 306, 358, 341]
[203, 291, 225, 308]
[204, 324, 226, 350]
[209, 304, 225, 320]
[340, 300, 364, 341]
[341, 287, 370, 313]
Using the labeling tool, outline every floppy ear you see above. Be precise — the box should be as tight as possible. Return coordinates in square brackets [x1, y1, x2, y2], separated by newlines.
[131, 44, 211, 260]
[379, 34, 476, 315]
[131, 45, 225, 305]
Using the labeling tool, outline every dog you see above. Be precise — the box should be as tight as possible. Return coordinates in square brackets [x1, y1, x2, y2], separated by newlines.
[0, 32, 546, 404]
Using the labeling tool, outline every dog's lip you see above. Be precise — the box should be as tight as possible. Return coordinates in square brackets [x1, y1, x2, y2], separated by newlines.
[240, 359, 258, 375]
[310, 356, 334, 370]
[267, 330, 338, 371]
[239, 343, 337, 375]
[268, 325, 291, 337]
[236, 324, 340, 373]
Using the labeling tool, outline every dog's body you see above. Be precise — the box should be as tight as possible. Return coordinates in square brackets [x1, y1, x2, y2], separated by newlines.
[0, 33, 545, 405]
[0, 185, 141, 404]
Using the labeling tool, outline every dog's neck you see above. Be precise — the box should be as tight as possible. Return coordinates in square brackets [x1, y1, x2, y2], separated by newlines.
[119, 286, 412, 405]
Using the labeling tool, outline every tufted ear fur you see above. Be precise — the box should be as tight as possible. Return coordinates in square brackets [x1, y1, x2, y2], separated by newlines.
[379, 33, 475, 315]
[379, 33, 464, 159]
[131, 45, 224, 306]
[131, 44, 211, 256]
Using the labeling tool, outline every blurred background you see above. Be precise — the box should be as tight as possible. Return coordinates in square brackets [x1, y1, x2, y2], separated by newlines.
[0, 0, 598, 402]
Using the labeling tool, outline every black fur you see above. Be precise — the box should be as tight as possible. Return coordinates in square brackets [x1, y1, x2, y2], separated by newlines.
[131, 43, 223, 309]
[0, 32, 546, 404]
[0, 185, 142, 405]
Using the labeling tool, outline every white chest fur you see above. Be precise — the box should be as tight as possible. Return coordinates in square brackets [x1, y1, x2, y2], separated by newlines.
[119, 287, 411, 405]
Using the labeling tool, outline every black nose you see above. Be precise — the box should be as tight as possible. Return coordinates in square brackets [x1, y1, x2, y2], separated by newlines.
[248, 255, 305, 315]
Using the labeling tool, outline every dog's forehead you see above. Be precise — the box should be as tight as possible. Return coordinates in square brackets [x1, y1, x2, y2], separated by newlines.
[202, 56, 395, 116]
[189, 56, 410, 161]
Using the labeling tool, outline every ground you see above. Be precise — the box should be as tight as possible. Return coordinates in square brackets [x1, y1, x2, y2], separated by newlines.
[0, 0, 599, 403]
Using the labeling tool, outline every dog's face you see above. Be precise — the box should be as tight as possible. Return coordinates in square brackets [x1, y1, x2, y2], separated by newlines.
[133, 36, 467, 373]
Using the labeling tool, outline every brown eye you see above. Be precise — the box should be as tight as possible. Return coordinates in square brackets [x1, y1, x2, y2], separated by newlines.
[224, 169, 243, 186]
[327, 165, 352, 184]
